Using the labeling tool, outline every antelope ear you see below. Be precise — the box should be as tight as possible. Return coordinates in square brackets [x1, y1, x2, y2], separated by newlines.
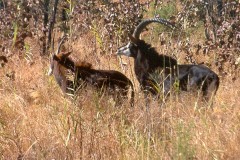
[53, 54, 61, 61]
[128, 33, 139, 45]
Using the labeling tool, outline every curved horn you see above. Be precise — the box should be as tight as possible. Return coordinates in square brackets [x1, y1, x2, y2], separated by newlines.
[55, 34, 66, 55]
[133, 18, 175, 39]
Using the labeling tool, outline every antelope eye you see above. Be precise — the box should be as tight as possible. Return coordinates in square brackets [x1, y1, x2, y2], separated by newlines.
[128, 43, 134, 48]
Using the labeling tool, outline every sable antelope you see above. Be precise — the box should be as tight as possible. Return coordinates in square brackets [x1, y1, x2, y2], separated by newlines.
[117, 18, 178, 98]
[117, 18, 219, 102]
[48, 37, 74, 95]
[49, 37, 134, 107]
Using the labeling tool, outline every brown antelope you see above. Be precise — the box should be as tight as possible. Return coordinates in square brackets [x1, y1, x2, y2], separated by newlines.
[48, 37, 74, 95]
[49, 36, 134, 107]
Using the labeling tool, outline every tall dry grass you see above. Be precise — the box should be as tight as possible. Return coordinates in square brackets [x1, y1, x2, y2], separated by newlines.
[0, 34, 240, 160]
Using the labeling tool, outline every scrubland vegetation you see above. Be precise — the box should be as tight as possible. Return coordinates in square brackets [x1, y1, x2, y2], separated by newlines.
[0, 0, 239, 159]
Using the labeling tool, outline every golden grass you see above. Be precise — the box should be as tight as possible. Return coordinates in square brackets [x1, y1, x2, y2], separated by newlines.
[0, 36, 239, 160]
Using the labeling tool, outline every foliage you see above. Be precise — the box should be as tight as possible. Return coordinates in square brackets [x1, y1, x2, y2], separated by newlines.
[69, 0, 146, 54]
[174, 121, 196, 159]
[1, 0, 238, 77]
[174, 0, 240, 77]
[0, 0, 240, 159]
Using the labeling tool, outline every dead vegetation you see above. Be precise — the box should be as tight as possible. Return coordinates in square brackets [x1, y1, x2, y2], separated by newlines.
[0, 0, 239, 159]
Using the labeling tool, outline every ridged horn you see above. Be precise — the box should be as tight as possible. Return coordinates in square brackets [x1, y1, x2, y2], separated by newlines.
[133, 18, 175, 39]
[55, 34, 66, 55]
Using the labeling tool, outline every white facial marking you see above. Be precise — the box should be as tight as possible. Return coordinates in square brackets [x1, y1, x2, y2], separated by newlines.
[48, 67, 53, 76]
[117, 42, 132, 57]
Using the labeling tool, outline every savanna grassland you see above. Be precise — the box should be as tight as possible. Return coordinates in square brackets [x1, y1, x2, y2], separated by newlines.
[0, 0, 240, 159]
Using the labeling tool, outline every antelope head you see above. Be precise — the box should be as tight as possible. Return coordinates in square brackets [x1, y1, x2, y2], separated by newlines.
[116, 18, 175, 57]
[48, 35, 67, 76]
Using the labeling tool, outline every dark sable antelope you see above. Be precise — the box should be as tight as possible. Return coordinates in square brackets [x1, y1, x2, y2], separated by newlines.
[49, 38, 134, 107]
[117, 18, 178, 99]
[117, 18, 219, 102]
